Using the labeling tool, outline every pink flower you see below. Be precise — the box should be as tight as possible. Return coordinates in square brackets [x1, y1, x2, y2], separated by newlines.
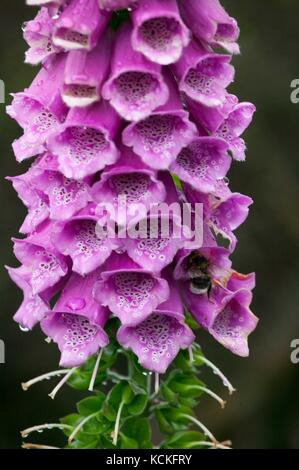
[8, 0, 258, 373]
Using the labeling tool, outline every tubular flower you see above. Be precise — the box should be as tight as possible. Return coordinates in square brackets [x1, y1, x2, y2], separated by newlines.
[7, 54, 68, 162]
[7, 266, 66, 330]
[8, 0, 257, 384]
[62, 32, 112, 107]
[178, 0, 240, 54]
[23, 7, 61, 65]
[117, 279, 195, 374]
[131, 0, 190, 65]
[93, 253, 170, 326]
[53, 203, 120, 276]
[48, 100, 121, 179]
[172, 39, 234, 107]
[170, 136, 231, 193]
[184, 182, 253, 251]
[91, 145, 167, 225]
[175, 245, 258, 356]
[102, 23, 169, 121]
[122, 71, 197, 169]
[41, 271, 109, 367]
[52, 0, 110, 51]
[187, 93, 256, 161]
[9, 153, 91, 223]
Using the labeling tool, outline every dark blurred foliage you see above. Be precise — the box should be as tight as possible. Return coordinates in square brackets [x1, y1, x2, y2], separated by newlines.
[1, 0, 299, 449]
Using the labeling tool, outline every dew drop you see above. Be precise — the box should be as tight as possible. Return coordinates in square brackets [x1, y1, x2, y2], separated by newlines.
[19, 325, 30, 332]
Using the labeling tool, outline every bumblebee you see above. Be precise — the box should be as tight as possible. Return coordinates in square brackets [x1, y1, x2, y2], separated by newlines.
[185, 252, 212, 296]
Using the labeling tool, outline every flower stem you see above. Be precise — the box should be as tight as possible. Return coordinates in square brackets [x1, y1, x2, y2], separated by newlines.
[21, 369, 70, 391]
[21, 423, 72, 438]
[180, 414, 217, 443]
[22, 443, 60, 449]
[200, 356, 236, 395]
[88, 349, 103, 392]
[68, 413, 98, 443]
[189, 346, 194, 364]
[107, 370, 129, 382]
[185, 441, 231, 450]
[154, 373, 159, 395]
[147, 373, 152, 395]
[48, 367, 77, 400]
[196, 385, 226, 409]
[112, 400, 125, 446]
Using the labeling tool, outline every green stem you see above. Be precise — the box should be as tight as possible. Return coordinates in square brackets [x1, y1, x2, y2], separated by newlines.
[113, 400, 125, 446]
[180, 414, 217, 443]
[68, 413, 98, 443]
[21, 423, 73, 438]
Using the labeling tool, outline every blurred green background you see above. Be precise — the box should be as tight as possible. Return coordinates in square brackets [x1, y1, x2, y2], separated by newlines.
[1, 0, 299, 449]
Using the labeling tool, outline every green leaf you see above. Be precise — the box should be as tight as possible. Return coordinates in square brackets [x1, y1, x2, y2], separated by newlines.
[127, 394, 148, 416]
[155, 406, 194, 434]
[105, 380, 147, 421]
[164, 406, 194, 425]
[68, 438, 99, 449]
[102, 402, 118, 422]
[60, 413, 81, 427]
[67, 345, 118, 391]
[173, 350, 195, 372]
[60, 413, 81, 437]
[122, 383, 134, 405]
[79, 439, 99, 449]
[72, 430, 101, 445]
[191, 344, 205, 367]
[67, 369, 92, 391]
[178, 396, 199, 408]
[168, 372, 205, 399]
[106, 381, 127, 414]
[127, 353, 148, 389]
[161, 384, 178, 405]
[155, 408, 174, 435]
[120, 433, 139, 449]
[122, 418, 152, 449]
[77, 415, 110, 438]
[162, 431, 206, 449]
[105, 381, 133, 419]
[100, 435, 116, 449]
[193, 350, 206, 367]
[77, 394, 105, 416]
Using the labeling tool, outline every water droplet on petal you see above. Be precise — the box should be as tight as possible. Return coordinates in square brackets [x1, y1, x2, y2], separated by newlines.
[19, 325, 30, 332]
